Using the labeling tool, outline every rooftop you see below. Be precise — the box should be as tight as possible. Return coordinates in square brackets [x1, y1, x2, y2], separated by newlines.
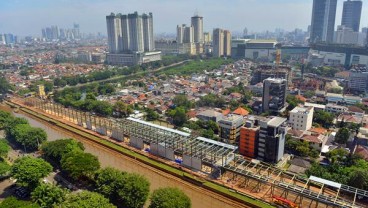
[290, 106, 313, 114]
[268, 117, 287, 127]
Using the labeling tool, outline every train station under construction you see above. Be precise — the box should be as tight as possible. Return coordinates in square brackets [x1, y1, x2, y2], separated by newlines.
[23, 97, 368, 208]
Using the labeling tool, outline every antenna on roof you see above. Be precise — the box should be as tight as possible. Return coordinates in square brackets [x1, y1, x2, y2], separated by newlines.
[194, 9, 199, 16]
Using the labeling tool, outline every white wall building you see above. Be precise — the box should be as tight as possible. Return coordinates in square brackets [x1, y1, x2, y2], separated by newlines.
[289, 106, 314, 131]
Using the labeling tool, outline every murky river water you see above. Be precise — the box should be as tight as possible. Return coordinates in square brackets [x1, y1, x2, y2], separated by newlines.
[0, 104, 249, 208]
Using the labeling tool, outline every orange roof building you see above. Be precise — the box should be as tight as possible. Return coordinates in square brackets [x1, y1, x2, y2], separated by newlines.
[232, 107, 249, 116]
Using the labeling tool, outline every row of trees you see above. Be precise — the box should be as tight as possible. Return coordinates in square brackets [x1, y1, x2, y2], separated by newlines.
[0, 111, 47, 152]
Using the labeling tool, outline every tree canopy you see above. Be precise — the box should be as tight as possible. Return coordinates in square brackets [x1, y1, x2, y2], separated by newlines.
[61, 191, 116, 208]
[115, 173, 150, 208]
[0, 196, 39, 208]
[41, 139, 84, 164]
[94, 167, 125, 201]
[10, 157, 52, 189]
[313, 110, 334, 128]
[31, 183, 68, 208]
[0, 139, 10, 158]
[12, 124, 47, 151]
[149, 187, 191, 208]
[334, 127, 350, 144]
[61, 151, 100, 180]
[167, 107, 187, 127]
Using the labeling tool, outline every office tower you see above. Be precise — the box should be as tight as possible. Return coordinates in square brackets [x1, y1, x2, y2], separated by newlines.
[4, 34, 14, 44]
[213, 28, 231, 57]
[73, 23, 80, 39]
[191, 15, 203, 43]
[0, 34, 5, 45]
[213, 28, 224, 57]
[310, 0, 337, 43]
[341, 0, 362, 32]
[51, 25, 59, 40]
[223, 30, 231, 57]
[106, 12, 161, 66]
[258, 117, 287, 163]
[262, 78, 287, 113]
[41, 29, 46, 39]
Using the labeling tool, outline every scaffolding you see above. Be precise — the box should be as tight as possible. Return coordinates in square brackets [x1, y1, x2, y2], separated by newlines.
[20, 97, 368, 208]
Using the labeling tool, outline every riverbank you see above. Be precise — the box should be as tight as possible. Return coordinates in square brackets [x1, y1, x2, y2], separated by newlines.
[5, 100, 274, 208]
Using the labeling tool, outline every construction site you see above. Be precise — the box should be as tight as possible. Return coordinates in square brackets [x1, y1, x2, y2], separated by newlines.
[12, 97, 368, 208]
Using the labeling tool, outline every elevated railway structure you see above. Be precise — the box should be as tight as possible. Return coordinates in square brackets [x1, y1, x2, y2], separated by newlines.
[16, 97, 368, 208]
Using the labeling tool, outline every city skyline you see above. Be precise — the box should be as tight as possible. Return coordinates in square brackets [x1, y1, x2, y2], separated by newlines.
[1, 0, 368, 36]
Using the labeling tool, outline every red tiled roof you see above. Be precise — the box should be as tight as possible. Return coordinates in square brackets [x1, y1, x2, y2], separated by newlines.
[222, 109, 231, 116]
[232, 107, 249, 116]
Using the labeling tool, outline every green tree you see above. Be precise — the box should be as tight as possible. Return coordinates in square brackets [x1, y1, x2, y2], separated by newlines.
[0, 139, 10, 158]
[145, 108, 159, 121]
[10, 157, 52, 189]
[94, 167, 125, 201]
[31, 183, 68, 207]
[313, 111, 334, 128]
[0, 76, 13, 95]
[116, 173, 150, 208]
[335, 128, 350, 144]
[41, 139, 84, 164]
[173, 95, 192, 110]
[61, 191, 116, 208]
[61, 151, 100, 180]
[0, 111, 13, 129]
[0, 161, 10, 176]
[168, 107, 187, 127]
[304, 90, 315, 98]
[348, 170, 368, 190]
[113, 101, 133, 117]
[13, 124, 47, 151]
[0, 196, 39, 208]
[149, 187, 191, 208]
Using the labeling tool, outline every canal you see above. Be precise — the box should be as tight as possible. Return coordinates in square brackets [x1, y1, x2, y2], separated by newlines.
[0, 104, 249, 208]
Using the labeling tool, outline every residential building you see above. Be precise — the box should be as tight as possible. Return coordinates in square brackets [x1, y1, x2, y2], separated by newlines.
[258, 117, 287, 163]
[218, 114, 244, 144]
[106, 12, 161, 66]
[213, 28, 224, 57]
[177, 24, 193, 44]
[326, 93, 344, 103]
[224, 30, 231, 57]
[325, 103, 348, 113]
[289, 106, 314, 131]
[310, 0, 337, 43]
[213, 28, 231, 57]
[239, 118, 259, 158]
[262, 78, 287, 113]
[348, 67, 368, 92]
[356, 127, 368, 146]
[341, 0, 362, 32]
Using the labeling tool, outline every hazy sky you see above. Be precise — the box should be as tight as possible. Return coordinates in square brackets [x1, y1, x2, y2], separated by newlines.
[1, 0, 368, 36]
